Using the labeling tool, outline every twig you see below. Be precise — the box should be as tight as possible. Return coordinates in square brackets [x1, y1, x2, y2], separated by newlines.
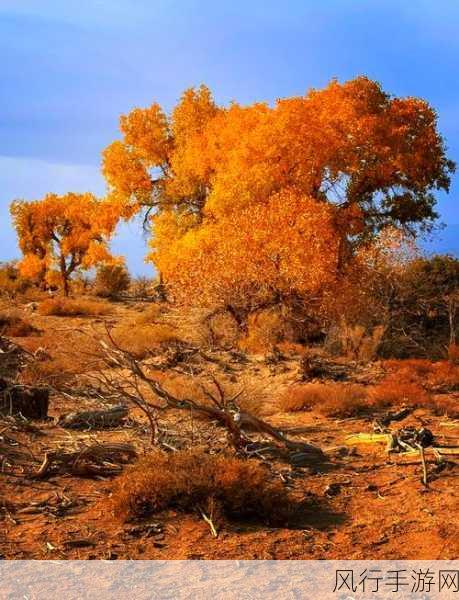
[197, 505, 218, 538]
[417, 443, 428, 487]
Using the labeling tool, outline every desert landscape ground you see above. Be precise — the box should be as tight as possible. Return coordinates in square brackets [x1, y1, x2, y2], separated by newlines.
[0, 290, 458, 560]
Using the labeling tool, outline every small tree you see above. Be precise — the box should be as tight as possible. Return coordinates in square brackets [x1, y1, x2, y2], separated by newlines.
[11, 193, 119, 296]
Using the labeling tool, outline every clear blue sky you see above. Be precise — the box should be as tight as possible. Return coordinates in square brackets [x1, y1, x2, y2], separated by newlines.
[1, 0, 459, 275]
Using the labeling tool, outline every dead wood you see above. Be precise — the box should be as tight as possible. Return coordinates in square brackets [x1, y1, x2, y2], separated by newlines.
[57, 405, 128, 429]
[34, 442, 137, 479]
[89, 327, 326, 463]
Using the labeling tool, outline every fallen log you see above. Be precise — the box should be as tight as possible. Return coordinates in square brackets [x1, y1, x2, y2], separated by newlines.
[34, 442, 137, 479]
[57, 405, 128, 429]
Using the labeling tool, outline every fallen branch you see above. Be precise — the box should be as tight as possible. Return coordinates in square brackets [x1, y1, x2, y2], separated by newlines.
[34, 442, 137, 479]
[57, 405, 128, 430]
[89, 327, 325, 463]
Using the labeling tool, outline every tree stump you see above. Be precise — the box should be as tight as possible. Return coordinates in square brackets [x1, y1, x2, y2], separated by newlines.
[0, 379, 49, 419]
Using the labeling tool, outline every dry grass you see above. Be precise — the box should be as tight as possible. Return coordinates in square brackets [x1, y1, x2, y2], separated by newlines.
[368, 376, 431, 408]
[112, 449, 296, 525]
[112, 322, 180, 359]
[280, 383, 368, 417]
[383, 358, 459, 391]
[39, 297, 110, 317]
[18, 329, 105, 387]
[0, 311, 40, 337]
[238, 309, 287, 354]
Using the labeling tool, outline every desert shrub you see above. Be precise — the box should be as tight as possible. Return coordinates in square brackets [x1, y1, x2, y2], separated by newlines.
[94, 263, 130, 298]
[133, 303, 167, 325]
[112, 322, 180, 358]
[327, 322, 385, 361]
[369, 375, 431, 408]
[280, 383, 368, 417]
[382, 358, 459, 391]
[130, 276, 154, 298]
[206, 310, 240, 349]
[112, 450, 294, 525]
[428, 396, 459, 418]
[428, 361, 459, 391]
[0, 262, 32, 298]
[0, 311, 40, 337]
[39, 297, 110, 317]
[238, 308, 293, 354]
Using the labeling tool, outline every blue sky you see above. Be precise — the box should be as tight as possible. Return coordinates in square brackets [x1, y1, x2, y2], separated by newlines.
[1, 0, 458, 274]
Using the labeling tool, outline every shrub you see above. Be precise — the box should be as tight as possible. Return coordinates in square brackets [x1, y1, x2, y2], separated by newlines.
[238, 308, 293, 354]
[39, 297, 110, 317]
[112, 450, 295, 525]
[94, 263, 130, 298]
[382, 358, 459, 392]
[428, 361, 459, 391]
[280, 383, 368, 417]
[130, 276, 153, 298]
[428, 396, 459, 418]
[0, 262, 32, 297]
[206, 310, 240, 348]
[368, 375, 431, 408]
[0, 311, 40, 337]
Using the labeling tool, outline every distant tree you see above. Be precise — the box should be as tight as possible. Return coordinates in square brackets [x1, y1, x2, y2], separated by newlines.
[102, 77, 455, 310]
[11, 193, 119, 296]
[94, 262, 131, 298]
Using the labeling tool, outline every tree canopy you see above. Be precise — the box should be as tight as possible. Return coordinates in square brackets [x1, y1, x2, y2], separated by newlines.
[99, 77, 455, 307]
[11, 193, 119, 295]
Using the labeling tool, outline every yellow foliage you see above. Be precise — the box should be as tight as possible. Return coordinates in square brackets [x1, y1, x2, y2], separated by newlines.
[10, 193, 119, 295]
[101, 77, 453, 309]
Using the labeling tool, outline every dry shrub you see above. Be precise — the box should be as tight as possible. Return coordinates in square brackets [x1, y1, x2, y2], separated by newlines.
[112, 322, 180, 359]
[0, 262, 32, 298]
[206, 310, 240, 349]
[0, 311, 40, 337]
[94, 263, 130, 298]
[428, 396, 459, 418]
[280, 383, 368, 417]
[383, 358, 432, 379]
[428, 361, 459, 390]
[130, 276, 154, 298]
[383, 358, 459, 391]
[39, 297, 110, 317]
[326, 322, 385, 361]
[369, 375, 431, 408]
[238, 308, 291, 354]
[133, 303, 166, 325]
[112, 450, 295, 525]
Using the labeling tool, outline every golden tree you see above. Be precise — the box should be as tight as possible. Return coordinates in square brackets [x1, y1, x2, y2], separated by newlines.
[11, 193, 119, 296]
[102, 77, 454, 309]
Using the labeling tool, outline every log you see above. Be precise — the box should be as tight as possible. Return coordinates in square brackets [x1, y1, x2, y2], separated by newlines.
[57, 405, 128, 429]
[0, 379, 49, 419]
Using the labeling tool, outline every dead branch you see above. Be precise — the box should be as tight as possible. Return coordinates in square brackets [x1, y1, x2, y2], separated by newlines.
[57, 405, 128, 430]
[89, 327, 325, 462]
[34, 442, 137, 479]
